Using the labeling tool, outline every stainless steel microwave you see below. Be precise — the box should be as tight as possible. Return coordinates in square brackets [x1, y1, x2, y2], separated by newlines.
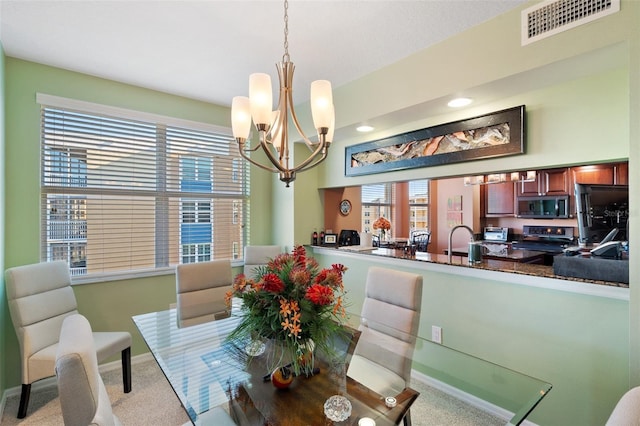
[516, 196, 570, 218]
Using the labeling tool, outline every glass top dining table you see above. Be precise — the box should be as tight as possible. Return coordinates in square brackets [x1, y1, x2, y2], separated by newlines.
[132, 306, 551, 425]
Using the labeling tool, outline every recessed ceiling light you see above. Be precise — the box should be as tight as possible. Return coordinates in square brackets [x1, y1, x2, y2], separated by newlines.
[447, 98, 473, 108]
[356, 125, 374, 132]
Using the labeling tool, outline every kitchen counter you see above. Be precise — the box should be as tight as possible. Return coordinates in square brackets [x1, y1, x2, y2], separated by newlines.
[320, 246, 629, 289]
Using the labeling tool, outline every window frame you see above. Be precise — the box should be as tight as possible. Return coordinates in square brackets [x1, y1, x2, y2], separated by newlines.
[38, 93, 249, 284]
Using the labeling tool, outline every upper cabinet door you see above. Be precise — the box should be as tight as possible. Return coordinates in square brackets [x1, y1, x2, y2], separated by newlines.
[571, 165, 616, 185]
[543, 168, 571, 196]
[517, 168, 570, 196]
[517, 177, 540, 197]
[484, 181, 516, 217]
[571, 163, 628, 186]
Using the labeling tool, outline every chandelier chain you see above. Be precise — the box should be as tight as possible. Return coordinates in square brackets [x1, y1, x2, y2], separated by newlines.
[283, 0, 290, 62]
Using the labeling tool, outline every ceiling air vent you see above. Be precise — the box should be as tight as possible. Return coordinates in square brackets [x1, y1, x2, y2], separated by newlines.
[521, 0, 620, 45]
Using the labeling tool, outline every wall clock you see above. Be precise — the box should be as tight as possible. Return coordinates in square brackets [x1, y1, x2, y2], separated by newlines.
[339, 199, 352, 216]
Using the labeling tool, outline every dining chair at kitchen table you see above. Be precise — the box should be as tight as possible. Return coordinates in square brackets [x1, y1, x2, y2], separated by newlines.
[410, 230, 431, 252]
[56, 314, 123, 426]
[243, 245, 282, 277]
[5, 261, 132, 419]
[347, 266, 423, 426]
[606, 386, 640, 425]
[176, 259, 233, 328]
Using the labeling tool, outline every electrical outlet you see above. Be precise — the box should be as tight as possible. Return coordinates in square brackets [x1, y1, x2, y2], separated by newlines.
[431, 325, 442, 344]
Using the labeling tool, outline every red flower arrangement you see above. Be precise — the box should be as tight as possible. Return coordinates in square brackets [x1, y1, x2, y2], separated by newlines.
[226, 245, 348, 375]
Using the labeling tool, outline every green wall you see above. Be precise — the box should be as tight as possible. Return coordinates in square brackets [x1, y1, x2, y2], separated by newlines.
[314, 250, 629, 425]
[2, 58, 272, 389]
[0, 41, 7, 400]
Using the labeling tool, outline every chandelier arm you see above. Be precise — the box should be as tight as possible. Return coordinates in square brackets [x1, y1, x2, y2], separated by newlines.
[287, 135, 328, 173]
[289, 105, 325, 152]
[292, 147, 329, 174]
[259, 131, 291, 174]
[282, 81, 329, 172]
[236, 140, 282, 174]
[243, 139, 272, 153]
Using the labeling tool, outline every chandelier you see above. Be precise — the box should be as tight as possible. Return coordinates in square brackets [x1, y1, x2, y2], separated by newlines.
[231, 0, 335, 187]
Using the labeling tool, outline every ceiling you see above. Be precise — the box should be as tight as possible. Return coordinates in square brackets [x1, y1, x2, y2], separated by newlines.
[0, 0, 529, 108]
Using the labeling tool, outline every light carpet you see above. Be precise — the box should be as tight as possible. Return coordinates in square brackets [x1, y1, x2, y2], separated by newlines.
[1, 358, 503, 425]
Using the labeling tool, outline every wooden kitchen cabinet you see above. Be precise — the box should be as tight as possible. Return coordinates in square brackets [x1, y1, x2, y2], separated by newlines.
[484, 181, 515, 217]
[571, 163, 629, 186]
[517, 168, 570, 197]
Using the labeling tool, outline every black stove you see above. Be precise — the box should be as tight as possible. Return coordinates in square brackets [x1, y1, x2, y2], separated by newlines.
[512, 225, 575, 264]
[512, 240, 569, 253]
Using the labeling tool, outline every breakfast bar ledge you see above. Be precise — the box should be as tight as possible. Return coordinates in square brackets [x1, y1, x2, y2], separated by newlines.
[310, 246, 628, 301]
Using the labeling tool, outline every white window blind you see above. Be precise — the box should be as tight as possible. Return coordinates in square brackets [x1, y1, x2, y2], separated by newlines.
[361, 183, 393, 234]
[40, 100, 249, 279]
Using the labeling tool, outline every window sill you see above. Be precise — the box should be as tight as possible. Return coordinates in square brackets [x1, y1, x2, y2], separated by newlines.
[70, 259, 245, 285]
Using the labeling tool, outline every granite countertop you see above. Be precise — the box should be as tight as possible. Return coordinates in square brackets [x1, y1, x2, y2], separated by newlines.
[331, 246, 629, 289]
[445, 246, 546, 262]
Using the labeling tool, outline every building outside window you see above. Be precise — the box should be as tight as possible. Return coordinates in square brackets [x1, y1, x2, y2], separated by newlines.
[409, 179, 430, 232]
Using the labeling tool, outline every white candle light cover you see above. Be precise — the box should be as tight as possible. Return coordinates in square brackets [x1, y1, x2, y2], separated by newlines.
[249, 73, 273, 126]
[310, 80, 333, 130]
[231, 97, 251, 140]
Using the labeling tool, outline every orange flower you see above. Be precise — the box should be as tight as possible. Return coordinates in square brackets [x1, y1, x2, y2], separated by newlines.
[279, 299, 292, 316]
[372, 217, 391, 230]
[288, 321, 301, 337]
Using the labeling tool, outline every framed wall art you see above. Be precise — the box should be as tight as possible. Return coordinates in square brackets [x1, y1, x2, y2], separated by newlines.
[345, 105, 525, 177]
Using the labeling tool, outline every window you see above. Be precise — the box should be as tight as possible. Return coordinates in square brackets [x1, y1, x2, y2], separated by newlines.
[409, 180, 430, 232]
[360, 180, 429, 239]
[361, 183, 393, 235]
[39, 94, 250, 279]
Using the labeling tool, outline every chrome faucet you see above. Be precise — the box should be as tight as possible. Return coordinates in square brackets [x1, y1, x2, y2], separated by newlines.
[448, 225, 475, 263]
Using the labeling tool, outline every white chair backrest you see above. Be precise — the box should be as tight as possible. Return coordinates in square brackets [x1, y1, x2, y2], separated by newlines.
[410, 230, 431, 252]
[606, 386, 640, 425]
[56, 314, 120, 426]
[176, 259, 232, 328]
[5, 261, 78, 382]
[243, 245, 281, 277]
[357, 266, 423, 381]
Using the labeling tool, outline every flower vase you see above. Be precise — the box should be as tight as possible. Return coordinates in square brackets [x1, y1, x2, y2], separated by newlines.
[271, 365, 294, 389]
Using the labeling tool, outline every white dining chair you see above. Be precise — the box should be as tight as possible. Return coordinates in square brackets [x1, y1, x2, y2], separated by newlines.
[56, 314, 122, 426]
[176, 259, 233, 328]
[606, 386, 640, 425]
[347, 266, 423, 426]
[243, 245, 282, 277]
[5, 261, 132, 419]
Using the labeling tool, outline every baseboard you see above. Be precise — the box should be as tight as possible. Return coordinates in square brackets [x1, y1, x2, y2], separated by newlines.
[0, 352, 155, 403]
[411, 369, 539, 426]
